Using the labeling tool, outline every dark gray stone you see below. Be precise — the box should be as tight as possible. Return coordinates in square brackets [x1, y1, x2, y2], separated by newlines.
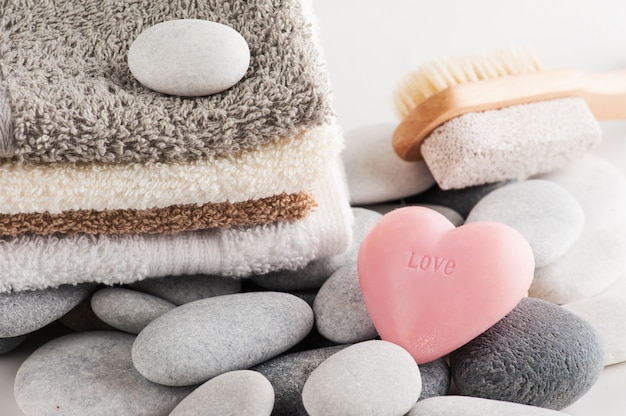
[418, 358, 450, 400]
[130, 274, 241, 305]
[169, 370, 274, 416]
[406, 180, 514, 218]
[0, 284, 94, 337]
[57, 294, 116, 332]
[0, 335, 27, 355]
[449, 297, 604, 410]
[132, 292, 314, 386]
[251, 208, 382, 291]
[252, 345, 347, 416]
[91, 287, 176, 334]
[14, 331, 192, 416]
[313, 265, 378, 344]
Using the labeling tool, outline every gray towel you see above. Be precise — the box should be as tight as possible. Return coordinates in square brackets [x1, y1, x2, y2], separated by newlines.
[0, 0, 333, 164]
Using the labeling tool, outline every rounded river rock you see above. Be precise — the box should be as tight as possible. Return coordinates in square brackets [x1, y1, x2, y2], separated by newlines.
[132, 291, 314, 386]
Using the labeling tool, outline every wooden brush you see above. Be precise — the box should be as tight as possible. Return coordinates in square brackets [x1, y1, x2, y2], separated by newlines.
[393, 47, 626, 162]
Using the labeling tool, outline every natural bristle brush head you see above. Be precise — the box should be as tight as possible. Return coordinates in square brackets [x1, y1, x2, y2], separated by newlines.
[392, 47, 605, 189]
[394, 47, 543, 119]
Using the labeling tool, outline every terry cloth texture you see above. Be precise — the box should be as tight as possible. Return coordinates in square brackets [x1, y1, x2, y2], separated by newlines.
[0, 192, 316, 237]
[0, 124, 340, 214]
[0, 160, 353, 293]
[0, 0, 334, 164]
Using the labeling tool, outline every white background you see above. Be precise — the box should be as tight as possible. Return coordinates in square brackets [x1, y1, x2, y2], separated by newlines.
[2, 0, 626, 414]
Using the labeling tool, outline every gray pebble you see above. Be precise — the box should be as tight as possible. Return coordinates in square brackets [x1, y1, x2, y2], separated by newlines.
[0, 284, 94, 337]
[14, 331, 192, 416]
[450, 297, 604, 410]
[128, 19, 250, 97]
[91, 287, 176, 334]
[313, 265, 378, 344]
[169, 370, 274, 416]
[531, 227, 626, 304]
[342, 123, 435, 205]
[418, 358, 450, 400]
[406, 180, 514, 218]
[466, 180, 584, 267]
[407, 396, 570, 415]
[0, 335, 27, 355]
[132, 292, 314, 386]
[252, 345, 347, 416]
[252, 208, 382, 291]
[302, 340, 421, 416]
[130, 274, 241, 305]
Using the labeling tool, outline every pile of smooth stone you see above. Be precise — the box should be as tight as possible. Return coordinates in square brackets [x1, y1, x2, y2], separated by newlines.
[3, 123, 626, 416]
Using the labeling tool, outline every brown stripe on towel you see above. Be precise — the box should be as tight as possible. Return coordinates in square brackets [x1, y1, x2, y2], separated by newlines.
[0, 192, 317, 236]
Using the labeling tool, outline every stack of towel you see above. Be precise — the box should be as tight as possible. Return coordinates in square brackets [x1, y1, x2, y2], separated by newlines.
[0, 0, 352, 292]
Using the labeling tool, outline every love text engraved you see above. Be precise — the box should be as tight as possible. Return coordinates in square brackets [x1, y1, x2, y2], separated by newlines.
[406, 251, 456, 276]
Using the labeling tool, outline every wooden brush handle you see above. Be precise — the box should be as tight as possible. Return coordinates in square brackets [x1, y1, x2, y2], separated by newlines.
[393, 69, 626, 161]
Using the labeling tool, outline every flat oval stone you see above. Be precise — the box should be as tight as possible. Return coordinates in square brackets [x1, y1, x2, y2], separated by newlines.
[132, 292, 314, 386]
[15, 331, 192, 416]
[169, 370, 274, 416]
[129, 274, 241, 305]
[302, 340, 422, 416]
[342, 123, 435, 205]
[563, 296, 626, 365]
[531, 227, 626, 304]
[128, 19, 250, 96]
[407, 396, 570, 415]
[450, 297, 604, 410]
[91, 287, 176, 334]
[313, 265, 378, 344]
[252, 346, 347, 416]
[0, 284, 94, 337]
[251, 208, 382, 291]
[534, 154, 626, 229]
[466, 180, 584, 267]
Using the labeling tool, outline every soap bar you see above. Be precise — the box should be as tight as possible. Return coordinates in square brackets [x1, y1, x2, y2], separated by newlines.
[357, 206, 534, 364]
[128, 19, 250, 96]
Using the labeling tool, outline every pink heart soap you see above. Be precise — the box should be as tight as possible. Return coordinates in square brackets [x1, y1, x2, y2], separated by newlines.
[357, 206, 534, 364]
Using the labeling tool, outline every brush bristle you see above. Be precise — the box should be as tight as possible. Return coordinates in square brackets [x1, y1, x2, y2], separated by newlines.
[394, 47, 543, 119]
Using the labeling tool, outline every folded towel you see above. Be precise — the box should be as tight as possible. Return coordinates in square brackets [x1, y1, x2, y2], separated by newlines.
[0, 192, 315, 237]
[0, 160, 352, 293]
[0, 125, 340, 214]
[0, 0, 333, 164]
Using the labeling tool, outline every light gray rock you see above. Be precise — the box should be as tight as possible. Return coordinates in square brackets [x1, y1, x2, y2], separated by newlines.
[466, 180, 584, 267]
[534, 154, 626, 229]
[407, 396, 570, 415]
[531, 227, 626, 304]
[130, 274, 241, 305]
[252, 208, 381, 291]
[0, 284, 94, 337]
[0, 335, 27, 355]
[342, 123, 435, 205]
[302, 340, 421, 416]
[14, 331, 192, 416]
[169, 370, 274, 416]
[313, 265, 377, 344]
[563, 296, 626, 365]
[450, 297, 604, 410]
[91, 287, 176, 334]
[252, 345, 347, 416]
[128, 19, 250, 96]
[417, 358, 450, 400]
[132, 292, 314, 386]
